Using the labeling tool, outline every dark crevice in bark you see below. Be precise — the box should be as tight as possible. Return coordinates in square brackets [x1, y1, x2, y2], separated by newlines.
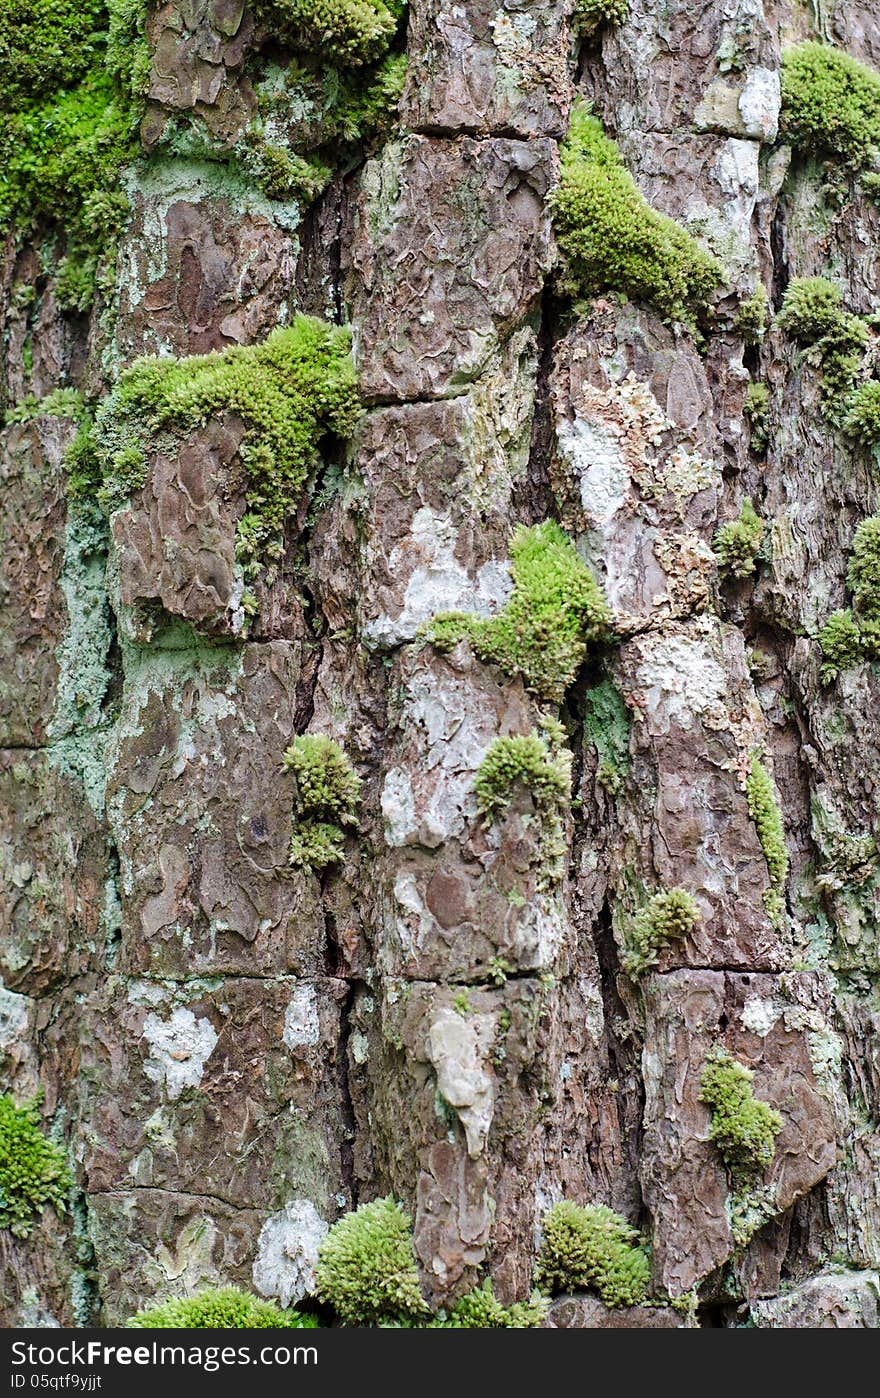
[515, 283, 558, 527]
[592, 894, 647, 1220]
[333, 977, 362, 1211]
[769, 200, 790, 311]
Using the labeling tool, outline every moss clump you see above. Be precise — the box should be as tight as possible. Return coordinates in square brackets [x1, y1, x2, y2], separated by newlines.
[313, 1198, 430, 1327]
[427, 520, 611, 703]
[781, 41, 880, 168]
[699, 1049, 783, 1178]
[0, 1093, 71, 1239]
[128, 1287, 317, 1328]
[582, 679, 631, 795]
[474, 719, 572, 885]
[573, 0, 628, 35]
[535, 1201, 650, 1308]
[92, 317, 360, 575]
[713, 499, 765, 579]
[775, 277, 870, 413]
[256, 0, 399, 65]
[863, 171, 880, 202]
[622, 887, 699, 977]
[816, 519, 880, 680]
[744, 754, 789, 925]
[735, 284, 770, 343]
[846, 515, 880, 617]
[843, 381, 880, 445]
[818, 608, 865, 683]
[0, 1, 106, 111]
[550, 103, 722, 329]
[744, 381, 770, 455]
[433, 1280, 547, 1329]
[283, 734, 361, 872]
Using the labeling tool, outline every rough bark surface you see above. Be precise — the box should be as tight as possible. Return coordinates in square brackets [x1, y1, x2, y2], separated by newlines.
[2, 0, 880, 1329]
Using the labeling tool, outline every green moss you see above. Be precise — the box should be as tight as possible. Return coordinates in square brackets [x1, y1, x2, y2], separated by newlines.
[622, 887, 699, 977]
[862, 171, 880, 202]
[699, 1049, 783, 1179]
[573, 0, 629, 35]
[744, 753, 789, 924]
[735, 284, 770, 343]
[781, 41, 880, 168]
[535, 1201, 650, 1307]
[92, 317, 360, 575]
[843, 380, 880, 445]
[256, 0, 400, 65]
[713, 499, 765, 579]
[818, 608, 864, 683]
[3, 387, 85, 427]
[0, 1, 106, 111]
[313, 1198, 430, 1327]
[816, 518, 880, 681]
[474, 718, 572, 885]
[127, 1287, 317, 1328]
[847, 515, 880, 618]
[582, 679, 631, 794]
[550, 103, 722, 329]
[427, 521, 610, 703]
[775, 277, 869, 414]
[433, 1280, 547, 1328]
[744, 381, 770, 455]
[0, 1093, 71, 1239]
[283, 733, 361, 873]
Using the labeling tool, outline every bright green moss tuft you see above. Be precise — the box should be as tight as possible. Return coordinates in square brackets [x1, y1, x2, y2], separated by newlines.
[818, 608, 864, 683]
[313, 1198, 430, 1326]
[550, 103, 722, 329]
[744, 381, 770, 455]
[735, 284, 770, 343]
[699, 1049, 783, 1178]
[0, 1093, 71, 1239]
[573, 0, 629, 35]
[128, 1287, 317, 1328]
[775, 277, 870, 412]
[92, 318, 360, 574]
[434, 1280, 548, 1329]
[474, 719, 572, 885]
[535, 1201, 650, 1307]
[843, 380, 880, 445]
[0, 1, 106, 111]
[256, 0, 399, 65]
[427, 520, 611, 703]
[713, 499, 765, 579]
[846, 515, 880, 618]
[744, 754, 789, 925]
[622, 887, 699, 977]
[781, 41, 880, 168]
[776, 276, 850, 341]
[283, 733, 361, 872]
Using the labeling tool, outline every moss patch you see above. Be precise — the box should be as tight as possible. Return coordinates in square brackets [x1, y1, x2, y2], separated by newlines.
[744, 381, 770, 455]
[433, 1280, 547, 1328]
[781, 41, 880, 168]
[775, 276, 870, 417]
[0, 1093, 71, 1239]
[128, 1287, 317, 1328]
[313, 1197, 430, 1327]
[843, 381, 880, 445]
[255, 0, 401, 66]
[573, 0, 629, 36]
[817, 516, 880, 680]
[550, 103, 722, 329]
[622, 887, 699, 977]
[699, 1049, 783, 1180]
[713, 499, 765, 579]
[283, 733, 361, 872]
[474, 718, 572, 887]
[427, 520, 610, 703]
[744, 753, 789, 926]
[535, 1201, 650, 1307]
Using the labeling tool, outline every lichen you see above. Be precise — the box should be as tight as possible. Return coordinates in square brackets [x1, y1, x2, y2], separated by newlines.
[313, 1198, 430, 1326]
[781, 41, 880, 168]
[622, 887, 699, 977]
[699, 1049, 783, 1180]
[426, 520, 611, 703]
[550, 102, 723, 329]
[474, 718, 573, 886]
[127, 1287, 318, 1328]
[535, 1201, 650, 1307]
[713, 499, 765, 579]
[582, 679, 631, 795]
[0, 1093, 71, 1239]
[283, 734, 362, 872]
[90, 317, 360, 577]
[744, 753, 789, 925]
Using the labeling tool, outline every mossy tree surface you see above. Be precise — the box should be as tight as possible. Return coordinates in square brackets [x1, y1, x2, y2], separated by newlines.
[744, 753, 789, 925]
[127, 1287, 318, 1328]
[699, 1050, 783, 1180]
[535, 1201, 650, 1307]
[622, 888, 699, 977]
[313, 1198, 430, 1326]
[283, 733, 362, 872]
[474, 719, 573, 887]
[0, 1094, 71, 1240]
[818, 516, 880, 680]
[781, 41, 880, 168]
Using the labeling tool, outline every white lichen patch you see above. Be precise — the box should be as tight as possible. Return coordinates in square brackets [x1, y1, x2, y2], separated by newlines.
[427, 1005, 496, 1158]
[381, 768, 417, 848]
[142, 1006, 218, 1101]
[252, 1199, 329, 1307]
[283, 984, 320, 1051]
[363, 507, 512, 648]
[738, 67, 781, 142]
[144, 1216, 221, 1297]
[556, 416, 630, 527]
[658, 446, 720, 504]
[630, 624, 729, 735]
[686, 139, 760, 285]
[741, 995, 783, 1037]
[391, 872, 434, 960]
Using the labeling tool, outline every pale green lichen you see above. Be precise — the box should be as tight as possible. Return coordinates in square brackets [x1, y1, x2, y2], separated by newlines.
[0, 1093, 71, 1239]
[622, 887, 699, 977]
[535, 1201, 650, 1307]
[474, 718, 572, 886]
[713, 499, 765, 580]
[582, 679, 631, 794]
[744, 753, 789, 926]
[313, 1198, 430, 1327]
[699, 1049, 783, 1180]
[283, 734, 361, 872]
[127, 1287, 317, 1328]
[427, 520, 611, 703]
[550, 102, 722, 329]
